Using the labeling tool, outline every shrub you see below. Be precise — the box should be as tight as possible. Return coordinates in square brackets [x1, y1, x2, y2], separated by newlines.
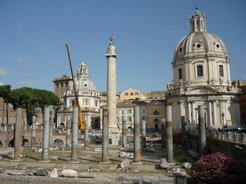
[173, 132, 182, 146]
[189, 152, 246, 184]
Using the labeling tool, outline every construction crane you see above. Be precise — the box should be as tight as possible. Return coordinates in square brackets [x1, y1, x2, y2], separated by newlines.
[65, 44, 84, 129]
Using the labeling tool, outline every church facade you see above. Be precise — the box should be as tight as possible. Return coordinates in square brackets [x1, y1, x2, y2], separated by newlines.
[166, 8, 241, 130]
[54, 60, 100, 129]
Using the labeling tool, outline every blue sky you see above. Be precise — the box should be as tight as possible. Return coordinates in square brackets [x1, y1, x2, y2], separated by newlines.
[1, 0, 245, 93]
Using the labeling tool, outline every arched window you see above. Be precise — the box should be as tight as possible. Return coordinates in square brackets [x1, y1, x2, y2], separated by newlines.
[219, 65, 224, 76]
[130, 92, 134, 96]
[125, 93, 128, 96]
[197, 65, 203, 77]
[135, 92, 139, 96]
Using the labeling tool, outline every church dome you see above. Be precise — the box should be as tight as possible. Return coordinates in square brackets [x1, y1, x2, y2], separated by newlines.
[173, 8, 229, 61]
[76, 60, 97, 92]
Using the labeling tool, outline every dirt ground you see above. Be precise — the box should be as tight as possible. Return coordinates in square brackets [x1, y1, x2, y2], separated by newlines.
[0, 144, 181, 183]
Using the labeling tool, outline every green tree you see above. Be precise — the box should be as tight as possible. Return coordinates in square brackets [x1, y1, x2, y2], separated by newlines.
[8, 87, 60, 125]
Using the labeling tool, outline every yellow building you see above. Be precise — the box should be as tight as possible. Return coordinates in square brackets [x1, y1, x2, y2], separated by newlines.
[146, 100, 166, 129]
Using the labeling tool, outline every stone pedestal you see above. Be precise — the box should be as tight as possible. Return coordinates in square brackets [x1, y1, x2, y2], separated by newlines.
[109, 128, 119, 145]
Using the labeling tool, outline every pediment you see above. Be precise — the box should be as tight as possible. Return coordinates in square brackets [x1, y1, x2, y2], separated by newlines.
[185, 86, 217, 95]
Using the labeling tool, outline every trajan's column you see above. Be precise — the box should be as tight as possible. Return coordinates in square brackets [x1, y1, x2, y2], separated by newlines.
[105, 35, 119, 144]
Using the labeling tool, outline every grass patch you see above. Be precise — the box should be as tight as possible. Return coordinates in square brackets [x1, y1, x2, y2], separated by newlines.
[173, 147, 188, 164]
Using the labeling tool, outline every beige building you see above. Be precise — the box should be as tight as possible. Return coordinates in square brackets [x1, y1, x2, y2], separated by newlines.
[119, 88, 147, 101]
[53, 75, 73, 102]
[115, 99, 166, 130]
[146, 91, 167, 99]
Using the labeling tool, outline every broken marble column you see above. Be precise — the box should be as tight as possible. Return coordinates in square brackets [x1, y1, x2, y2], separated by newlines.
[14, 108, 22, 159]
[161, 118, 166, 149]
[101, 107, 109, 162]
[50, 168, 58, 177]
[122, 116, 127, 149]
[66, 116, 71, 147]
[31, 116, 36, 147]
[133, 106, 141, 164]
[42, 107, 50, 161]
[71, 106, 79, 162]
[166, 105, 174, 163]
[141, 120, 146, 149]
[198, 105, 206, 157]
[84, 113, 89, 149]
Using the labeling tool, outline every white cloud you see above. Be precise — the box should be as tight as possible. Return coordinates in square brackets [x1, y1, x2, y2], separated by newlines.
[0, 81, 3, 86]
[20, 81, 37, 87]
[11, 56, 32, 65]
[0, 68, 7, 76]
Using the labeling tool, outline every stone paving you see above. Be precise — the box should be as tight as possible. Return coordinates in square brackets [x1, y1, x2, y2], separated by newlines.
[0, 144, 186, 183]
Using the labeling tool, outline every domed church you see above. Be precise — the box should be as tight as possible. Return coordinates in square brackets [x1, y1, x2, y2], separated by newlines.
[55, 60, 101, 129]
[166, 8, 241, 130]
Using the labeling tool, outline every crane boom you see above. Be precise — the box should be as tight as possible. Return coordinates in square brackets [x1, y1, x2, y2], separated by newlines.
[65, 44, 84, 129]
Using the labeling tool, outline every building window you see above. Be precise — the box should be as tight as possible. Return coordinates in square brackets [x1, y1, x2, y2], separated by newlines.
[197, 65, 203, 77]
[56, 83, 59, 88]
[128, 116, 132, 122]
[153, 110, 159, 115]
[142, 109, 146, 113]
[61, 82, 63, 88]
[116, 110, 118, 114]
[128, 109, 132, 114]
[117, 117, 119, 122]
[130, 93, 133, 96]
[122, 110, 124, 114]
[125, 93, 128, 96]
[219, 65, 224, 77]
[135, 92, 139, 96]
[178, 68, 182, 79]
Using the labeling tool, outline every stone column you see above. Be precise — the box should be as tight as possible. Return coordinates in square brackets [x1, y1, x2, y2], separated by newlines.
[14, 108, 22, 160]
[122, 116, 127, 149]
[105, 38, 118, 132]
[198, 105, 206, 157]
[31, 116, 36, 147]
[101, 107, 109, 163]
[161, 118, 166, 149]
[208, 100, 212, 127]
[141, 120, 146, 149]
[71, 107, 79, 162]
[49, 109, 53, 147]
[41, 107, 50, 161]
[191, 101, 195, 126]
[84, 113, 89, 149]
[188, 101, 191, 129]
[66, 116, 71, 147]
[181, 116, 186, 149]
[213, 100, 217, 126]
[133, 106, 141, 164]
[166, 105, 174, 163]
